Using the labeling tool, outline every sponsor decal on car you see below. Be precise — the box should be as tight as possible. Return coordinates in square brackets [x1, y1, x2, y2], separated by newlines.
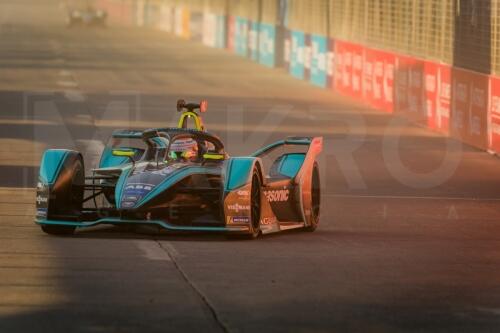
[125, 184, 154, 191]
[264, 189, 289, 203]
[152, 166, 179, 176]
[227, 203, 250, 213]
[121, 183, 156, 208]
[229, 216, 250, 224]
[260, 216, 277, 225]
[36, 208, 48, 218]
[121, 201, 136, 208]
[36, 195, 48, 205]
[123, 183, 154, 196]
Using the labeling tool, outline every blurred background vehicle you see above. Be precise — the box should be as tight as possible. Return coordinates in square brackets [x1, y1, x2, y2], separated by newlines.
[66, 0, 107, 27]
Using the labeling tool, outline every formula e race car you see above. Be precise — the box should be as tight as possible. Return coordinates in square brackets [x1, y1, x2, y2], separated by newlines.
[67, 4, 107, 28]
[35, 100, 322, 239]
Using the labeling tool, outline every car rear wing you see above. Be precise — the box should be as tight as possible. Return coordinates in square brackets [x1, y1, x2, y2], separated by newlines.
[252, 136, 322, 183]
[293, 136, 322, 185]
[251, 136, 322, 159]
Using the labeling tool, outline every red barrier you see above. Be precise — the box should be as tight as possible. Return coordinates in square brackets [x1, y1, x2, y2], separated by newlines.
[394, 55, 426, 124]
[363, 47, 396, 113]
[489, 76, 500, 154]
[121, 1, 132, 25]
[450, 68, 489, 150]
[424, 62, 451, 132]
[96, 0, 132, 25]
[334, 40, 363, 99]
[327, 39, 335, 89]
[332, 41, 460, 138]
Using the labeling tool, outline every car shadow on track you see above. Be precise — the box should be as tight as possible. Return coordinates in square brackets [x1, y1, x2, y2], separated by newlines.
[69, 224, 311, 242]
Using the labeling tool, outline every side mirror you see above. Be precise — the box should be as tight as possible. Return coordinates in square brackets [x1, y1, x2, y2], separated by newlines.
[112, 149, 136, 165]
[203, 153, 225, 160]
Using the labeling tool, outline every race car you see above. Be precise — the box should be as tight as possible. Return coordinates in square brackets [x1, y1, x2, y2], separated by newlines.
[35, 100, 322, 239]
[66, 3, 107, 28]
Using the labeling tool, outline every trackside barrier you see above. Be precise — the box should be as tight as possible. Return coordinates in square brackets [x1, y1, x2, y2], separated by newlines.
[283, 29, 291, 72]
[310, 35, 328, 87]
[364, 47, 395, 113]
[289, 30, 305, 80]
[423, 62, 451, 133]
[327, 39, 335, 88]
[215, 15, 226, 48]
[334, 41, 363, 99]
[95, 0, 136, 26]
[450, 68, 489, 150]
[174, 7, 190, 39]
[234, 16, 249, 57]
[189, 11, 203, 43]
[202, 12, 216, 47]
[227, 16, 235, 51]
[134, 0, 145, 27]
[202, 13, 225, 49]
[143, 1, 161, 28]
[490, 77, 500, 154]
[332, 39, 497, 153]
[248, 21, 259, 61]
[258, 23, 276, 67]
[304, 34, 311, 81]
[94, 0, 500, 157]
[394, 55, 451, 133]
[158, 3, 174, 32]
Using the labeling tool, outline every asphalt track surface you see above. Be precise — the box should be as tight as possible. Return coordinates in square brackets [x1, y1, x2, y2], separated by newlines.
[2, 1, 500, 332]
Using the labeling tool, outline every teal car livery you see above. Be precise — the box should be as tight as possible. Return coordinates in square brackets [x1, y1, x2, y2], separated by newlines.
[35, 100, 322, 239]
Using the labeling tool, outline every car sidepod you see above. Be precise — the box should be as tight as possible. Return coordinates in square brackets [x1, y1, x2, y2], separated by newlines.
[223, 157, 279, 235]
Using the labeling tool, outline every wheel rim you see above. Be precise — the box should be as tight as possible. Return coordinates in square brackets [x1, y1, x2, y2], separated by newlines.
[251, 173, 261, 232]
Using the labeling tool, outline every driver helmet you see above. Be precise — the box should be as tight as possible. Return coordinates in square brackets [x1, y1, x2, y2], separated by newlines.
[169, 138, 198, 161]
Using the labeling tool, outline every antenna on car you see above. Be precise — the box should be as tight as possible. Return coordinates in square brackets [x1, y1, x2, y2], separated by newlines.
[176, 99, 207, 131]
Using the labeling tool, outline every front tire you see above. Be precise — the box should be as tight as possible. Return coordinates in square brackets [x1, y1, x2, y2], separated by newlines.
[227, 168, 262, 240]
[41, 225, 76, 236]
[39, 151, 84, 236]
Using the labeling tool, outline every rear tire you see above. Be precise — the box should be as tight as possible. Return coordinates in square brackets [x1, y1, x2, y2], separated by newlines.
[305, 163, 320, 232]
[247, 169, 262, 239]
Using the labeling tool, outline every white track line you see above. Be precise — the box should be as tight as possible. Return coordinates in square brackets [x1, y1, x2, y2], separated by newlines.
[64, 90, 85, 102]
[326, 194, 500, 201]
[58, 70, 72, 77]
[57, 70, 86, 101]
[476, 307, 500, 316]
[158, 241, 180, 258]
[135, 240, 171, 261]
[56, 80, 78, 88]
